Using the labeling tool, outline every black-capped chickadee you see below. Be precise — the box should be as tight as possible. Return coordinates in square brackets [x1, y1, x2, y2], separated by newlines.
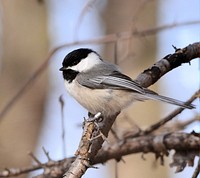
[60, 48, 194, 118]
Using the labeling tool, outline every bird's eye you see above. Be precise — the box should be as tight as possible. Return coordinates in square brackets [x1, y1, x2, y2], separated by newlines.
[72, 60, 79, 66]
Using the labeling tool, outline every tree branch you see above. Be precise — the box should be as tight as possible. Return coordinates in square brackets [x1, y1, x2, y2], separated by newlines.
[1, 132, 199, 178]
[135, 42, 200, 87]
[93, 132, 200, 165]
[192, 156, 200, 178]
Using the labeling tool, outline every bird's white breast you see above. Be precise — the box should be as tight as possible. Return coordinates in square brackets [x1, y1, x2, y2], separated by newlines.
[64, 79, 140, 117]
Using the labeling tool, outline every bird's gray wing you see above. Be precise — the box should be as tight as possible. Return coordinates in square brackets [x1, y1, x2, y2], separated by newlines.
[78, 70, 146, 94]
[77, 70, 195, 109]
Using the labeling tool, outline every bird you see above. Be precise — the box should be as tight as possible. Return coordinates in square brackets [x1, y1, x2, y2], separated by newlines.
[59, 48, 194, 118]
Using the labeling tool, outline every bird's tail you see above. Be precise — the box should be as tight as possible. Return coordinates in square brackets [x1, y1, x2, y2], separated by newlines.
[144, 89, 195, 109]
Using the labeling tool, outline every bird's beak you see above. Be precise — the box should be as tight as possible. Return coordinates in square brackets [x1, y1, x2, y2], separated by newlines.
[59, 67, 66, 71]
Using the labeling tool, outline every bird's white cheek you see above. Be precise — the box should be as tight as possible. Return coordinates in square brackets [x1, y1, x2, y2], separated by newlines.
[68, 52, 102, 72]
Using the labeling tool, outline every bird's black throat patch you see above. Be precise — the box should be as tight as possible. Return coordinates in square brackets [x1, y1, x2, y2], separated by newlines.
[62, 69, 79, 83]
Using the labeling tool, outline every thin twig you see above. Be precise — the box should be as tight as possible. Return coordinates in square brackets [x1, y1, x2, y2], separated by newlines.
[74, 0, 98, 41]
[161, 116, 200, 133]
[131, 0, 154, 23]
[192, 156, 200, 178]
[123, 113, 140, 127]
[110, 128, 120, 141]
[141, 89, 199, 135]
[0, 158, 71, 177]
[0, 47, 59, 120]
[59, 95, 67, 157]
[28, 152, 42, 165]
[42, 147, 52, 161]
[115, 160, 119, 178]
[171, 116, 200, 130]
[128, 0, 154, 52]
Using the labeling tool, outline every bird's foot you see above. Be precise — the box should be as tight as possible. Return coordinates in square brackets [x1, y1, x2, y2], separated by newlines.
[87, 112, 103, 123]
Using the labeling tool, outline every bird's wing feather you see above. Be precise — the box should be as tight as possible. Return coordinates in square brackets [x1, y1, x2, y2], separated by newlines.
[78, 70, 145, 94]
[77, 70, 195, 109]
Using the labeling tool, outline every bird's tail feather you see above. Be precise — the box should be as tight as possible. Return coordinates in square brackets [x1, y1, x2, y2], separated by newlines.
[145, 92, 195, 109]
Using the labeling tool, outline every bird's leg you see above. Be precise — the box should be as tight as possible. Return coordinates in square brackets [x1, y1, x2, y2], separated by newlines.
[87, 112, 103, 123]
[88, 112, 94, 118]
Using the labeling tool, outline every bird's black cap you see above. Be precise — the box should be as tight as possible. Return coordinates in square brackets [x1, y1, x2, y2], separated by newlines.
[61, 48, 95, 68]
